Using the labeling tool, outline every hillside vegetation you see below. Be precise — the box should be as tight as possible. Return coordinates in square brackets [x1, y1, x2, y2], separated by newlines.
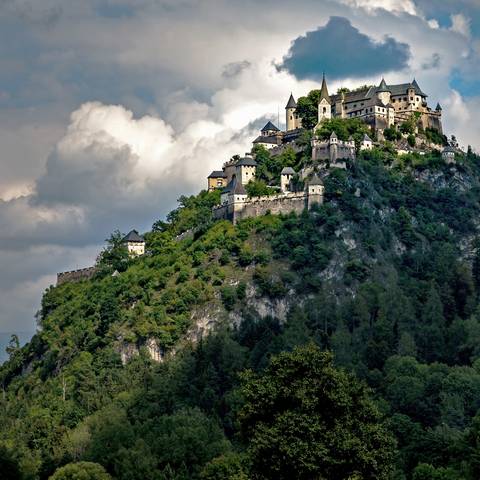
[2, 138, 480, 479]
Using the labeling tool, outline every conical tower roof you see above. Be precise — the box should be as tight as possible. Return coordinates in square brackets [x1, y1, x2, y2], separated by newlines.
[377, 77, 390, 92]
[308, 174, 324, 186]
[261, 121, 280, 132]
[285, 93, 297, 109]
[319, 73, 332, 105]
[435, 102, 442, 111]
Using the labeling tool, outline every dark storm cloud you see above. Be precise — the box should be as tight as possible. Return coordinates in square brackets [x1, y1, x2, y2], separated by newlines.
[278, 16, 411, 80]
[422, 52, 441, 70]
[222, 61, 252, 79]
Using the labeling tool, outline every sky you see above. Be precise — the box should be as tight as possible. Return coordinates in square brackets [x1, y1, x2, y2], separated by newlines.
[0, 0, 479, 335]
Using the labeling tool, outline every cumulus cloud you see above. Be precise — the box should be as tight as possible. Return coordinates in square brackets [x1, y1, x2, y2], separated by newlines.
[337, 0, 418, 15]
[0, 100, 257, 252]
[277, 16, 411, 81]
[450, 13, 471, 37]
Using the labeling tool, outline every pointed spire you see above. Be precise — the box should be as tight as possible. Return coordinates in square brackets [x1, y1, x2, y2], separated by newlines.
[436, 102, 442, 111]
[330, 131, 337, 139]
[319, 73, 332, 105]
[285, 93, 297, 109]
[377, 77, 390, 92]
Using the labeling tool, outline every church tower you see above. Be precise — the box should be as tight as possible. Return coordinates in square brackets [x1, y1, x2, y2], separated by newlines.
[285, 93, 297, 131]
[317, 74, 332, 127]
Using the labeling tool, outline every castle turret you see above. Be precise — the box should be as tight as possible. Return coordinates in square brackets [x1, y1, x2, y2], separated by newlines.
[306, 174, 324, 209]
[377, 77, 391, 106]
[235, 155, 257, 185]
[360, 133, 373, 151]
[435, 103, 442, 112]
[280, 167, 295, 192]
[317, 74, 332, 126]
[122, 230, 145, 256]
[285, 93, 297, 132]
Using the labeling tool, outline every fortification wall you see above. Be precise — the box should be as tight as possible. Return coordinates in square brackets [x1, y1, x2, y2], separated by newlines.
[57, 267, 97, 285]
[213, 192, 311, 224]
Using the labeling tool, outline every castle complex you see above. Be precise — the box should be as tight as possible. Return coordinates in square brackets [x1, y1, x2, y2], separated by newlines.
[208, 74, 447, 224]
[253, 75, 443, 153]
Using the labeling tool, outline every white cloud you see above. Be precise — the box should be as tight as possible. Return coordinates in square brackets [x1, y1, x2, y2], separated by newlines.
[450, 13, 471, 37]
[336, 0, 418, 15]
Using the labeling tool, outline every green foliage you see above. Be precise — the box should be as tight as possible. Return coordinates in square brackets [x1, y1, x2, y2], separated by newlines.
[245, 179, 276, 197]
[400, 112, 421, 135]
[425, 127, 448, 146]
[96, 230, 130, 274]
[0, 445, 22, 480]
[384, 125, 402, 142]
[239, 344, 395, 479]
[200, 452, 248, 480]
[412, 463, 459, 480]
[315, 117, 372, 147]
[252, 145, 299, 183]
[295, 89, 322, 130]
[49, 462, 112, 480]
[408, 134, 416, 147]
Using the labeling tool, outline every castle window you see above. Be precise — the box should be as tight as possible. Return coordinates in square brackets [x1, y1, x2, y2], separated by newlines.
[323, 107, 326, 113]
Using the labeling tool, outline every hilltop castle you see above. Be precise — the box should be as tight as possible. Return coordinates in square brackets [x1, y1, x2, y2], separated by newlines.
[208, 74, 449, 224]
[253, 75, 443, 153]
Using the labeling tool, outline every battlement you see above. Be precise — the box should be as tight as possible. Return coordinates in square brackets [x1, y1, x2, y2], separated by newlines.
[213, 189, 323, 224]
[57, 266, 97, 285]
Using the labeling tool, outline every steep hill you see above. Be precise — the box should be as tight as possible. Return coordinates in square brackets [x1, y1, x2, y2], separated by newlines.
[3, 144, 480, 479]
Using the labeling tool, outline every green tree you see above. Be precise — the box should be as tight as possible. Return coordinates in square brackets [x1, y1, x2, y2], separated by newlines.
[239, 344, 395, 479]
[49, 462, 112, 480]
[0, 445, 22, 480]
[96, 230, 130, 274]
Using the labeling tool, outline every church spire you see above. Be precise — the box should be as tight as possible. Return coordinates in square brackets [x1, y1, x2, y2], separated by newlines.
[285, 93, 297, 109]
[319, 73, 331, 105]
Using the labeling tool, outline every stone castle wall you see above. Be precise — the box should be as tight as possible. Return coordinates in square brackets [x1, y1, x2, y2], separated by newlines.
[213, 192, 321, 224]
[57, 266, 97, 285]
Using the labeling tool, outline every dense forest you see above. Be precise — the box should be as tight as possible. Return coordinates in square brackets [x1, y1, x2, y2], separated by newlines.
[2, 120, 480, 479]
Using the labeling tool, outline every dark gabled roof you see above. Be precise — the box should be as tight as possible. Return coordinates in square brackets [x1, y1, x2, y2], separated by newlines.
[389, 81, 427, 98]
[377, 77, 390, 92]
[286, 93, 297, 109]
[261, 121, 280, 132]
[281, 167, 296, 175]
[436, 102, 442, 111]
[331, 86, 374, 104]
[411, 79, 427, 97]
[253, 135, 278, 145]
[208, 170, 227, 178]
[308, 174, 324, 186]
[233, 179, 247, 195]
[319, 74, 332, 105]
[236, 156, 257, 167]
[123, 230, 144, 243]
[222, 178, 235, 193]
